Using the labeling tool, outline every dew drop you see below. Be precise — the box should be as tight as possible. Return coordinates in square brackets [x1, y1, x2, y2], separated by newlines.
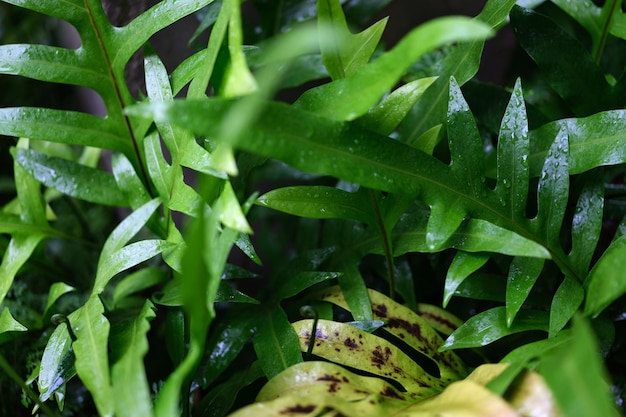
[521, 155, 529, 167]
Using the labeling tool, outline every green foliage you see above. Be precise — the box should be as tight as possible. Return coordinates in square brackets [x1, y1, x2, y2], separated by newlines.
[0, 0, 625, 415]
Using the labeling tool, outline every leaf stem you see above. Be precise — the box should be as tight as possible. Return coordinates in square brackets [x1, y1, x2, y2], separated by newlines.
[593, 0, 620, 64]
[83, 0, 153, 193]
[367, 190, 396, 299]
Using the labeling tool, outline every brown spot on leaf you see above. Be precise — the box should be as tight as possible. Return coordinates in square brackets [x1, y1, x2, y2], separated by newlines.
[344, 338, 358, 349]
[371, 345, 392, 368]
[387, 317, 425, 342]
[317, 374, 342, 394]
[417, 380, 431, 388]
[381, 386, 402, 399]
[317, 374, 341, 382]
[373, 303, 388, 318]
[281, 404, 316, 414]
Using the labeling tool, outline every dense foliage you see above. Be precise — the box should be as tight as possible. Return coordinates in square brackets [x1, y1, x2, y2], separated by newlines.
[0, 0, 625, 416]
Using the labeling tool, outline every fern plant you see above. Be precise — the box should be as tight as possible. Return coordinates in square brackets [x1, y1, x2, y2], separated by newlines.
[0, 0, 256, 415]
[0, 0, 625, 416]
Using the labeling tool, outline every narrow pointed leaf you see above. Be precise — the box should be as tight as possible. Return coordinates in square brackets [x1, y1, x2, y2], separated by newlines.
[221, 0, 257, 97]
[337, 261, 373, 321]
[96, 239, 171, 296]
[539, 315, 619, 417]
[72, 297, 113, 417]
[529, 109, 626, 176]
[0, 212, 60, 237]
[549, 275, 584, 336]
[0, 308, 27, 343]
[257, 186, 374, 224]
[569, 174, 604, 277]
[358, 77, 438, 136]
[447, 77, 485, 198]
[13, 148, 127, 206]
[533, 128, 569, 246]
[110, 300, 156, 417]
[496, 78, 530, 220]
[426, 199, 466, 251]
[275, 272, 341, 301]
[501, 328, 572, 364]
[144, 52, 180, 156]
[43, 282, 76, 319]
[295, 17, 492, 120]
[155, 209, 212, 417]
[584, 235, 626, 317]
[100, 198, 161, 262]
[202, 307, 259, 387]
[444, 252, 490, 307]
[253, 306, 303, 379]
[144, 132, 204, 217]
[38, 326, 76, 403]
[506, 257, 544, 326]
[152, 279, 259, 306]
[441, 307, 549, 350]
[0, 108, 131, 153]
[111, 153, 152, 210]
[0, 234, 44, 308]
[235, 233, 262, 266]
[112, 267, 168, 307]
[0, 146, 47, 306]
[213, 181, 252, 233]
[317, 0, 387, 80]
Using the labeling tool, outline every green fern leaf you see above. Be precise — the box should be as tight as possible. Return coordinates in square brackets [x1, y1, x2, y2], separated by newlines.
[0, 0, 212, 182]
